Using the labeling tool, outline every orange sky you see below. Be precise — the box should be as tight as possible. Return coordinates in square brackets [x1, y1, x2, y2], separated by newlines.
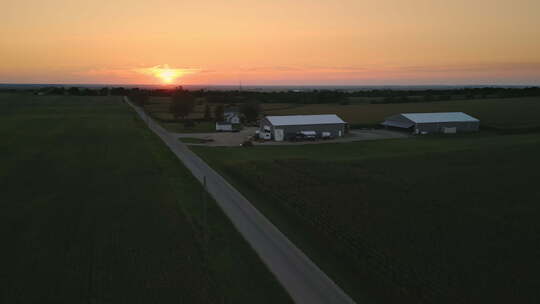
[1, 0, 539, 85]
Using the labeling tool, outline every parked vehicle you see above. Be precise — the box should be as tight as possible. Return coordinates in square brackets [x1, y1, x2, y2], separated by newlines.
[290, 131, 317, 141]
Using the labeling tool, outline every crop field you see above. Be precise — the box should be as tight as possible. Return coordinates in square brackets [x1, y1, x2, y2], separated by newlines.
[263, 97, 540, 130]
[0, 94, 291, 304]
[193, 133, 540, 303]
[145, 96, 540, 132]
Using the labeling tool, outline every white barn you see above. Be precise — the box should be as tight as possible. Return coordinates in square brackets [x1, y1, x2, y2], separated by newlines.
[259, 114, 347, 141]
[382, 112, 480, 134]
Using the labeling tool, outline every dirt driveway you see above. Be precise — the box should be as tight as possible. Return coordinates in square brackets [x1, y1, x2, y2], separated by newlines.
[173, 127, 257, 146]
[174, 128, 409, 147]
[256, 129, 409, 146]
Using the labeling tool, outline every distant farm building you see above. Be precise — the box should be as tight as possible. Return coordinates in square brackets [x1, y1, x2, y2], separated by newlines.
[224, 107, 241, 124]
[382, 112, 480, 134]
[216, 107, 241, 131]
[259, 114, 346, 141]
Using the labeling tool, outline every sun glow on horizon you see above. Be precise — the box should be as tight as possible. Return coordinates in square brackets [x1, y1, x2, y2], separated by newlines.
[136, 65, 196, 84]
[158, 69, 177, 83]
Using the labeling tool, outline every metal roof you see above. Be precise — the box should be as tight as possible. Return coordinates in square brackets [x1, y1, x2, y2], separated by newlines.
[381, 120, 415, 128]
[402, 112, 479, 123]
[266, 114, 345, 126]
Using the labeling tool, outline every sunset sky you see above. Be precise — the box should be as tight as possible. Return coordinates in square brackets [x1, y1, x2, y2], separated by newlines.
[2, 0, 539, 85]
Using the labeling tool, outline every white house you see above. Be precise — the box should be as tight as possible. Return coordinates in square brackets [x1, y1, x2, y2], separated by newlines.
[224, 110, 240, 124]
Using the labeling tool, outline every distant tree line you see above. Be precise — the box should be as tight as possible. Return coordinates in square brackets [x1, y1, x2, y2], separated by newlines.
[6, 86, 539, 105]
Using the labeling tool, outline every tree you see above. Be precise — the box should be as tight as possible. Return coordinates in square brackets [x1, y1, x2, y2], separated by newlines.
[240, 101, 261, 122]
[214, 104, 224, 122]
[170, 90, 196, 120]
[67, 87, 80, 96]
[203, 104, 212, 120]
[99, 87, 109, 96]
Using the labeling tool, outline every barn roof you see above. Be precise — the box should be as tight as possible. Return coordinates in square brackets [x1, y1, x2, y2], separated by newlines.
[381, 120, 414, 128]
[402, 112, 479, 123]
[266, 114, 345, 126]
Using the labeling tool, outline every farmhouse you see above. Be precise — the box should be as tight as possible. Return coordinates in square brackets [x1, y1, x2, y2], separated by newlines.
[224, 107, 241, 124]
[216, 107, 241, 131]
[259, 114, 346, 141]
[382, 112, 480, 134]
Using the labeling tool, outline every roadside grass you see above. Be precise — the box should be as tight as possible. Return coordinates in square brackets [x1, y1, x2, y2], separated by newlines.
[180, 137, 214, 144]
[0, 93, 292, 304]
[192, 133, 540, 304]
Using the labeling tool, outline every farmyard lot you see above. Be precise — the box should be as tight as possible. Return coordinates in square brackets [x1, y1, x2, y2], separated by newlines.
[0, 93, 291, 304]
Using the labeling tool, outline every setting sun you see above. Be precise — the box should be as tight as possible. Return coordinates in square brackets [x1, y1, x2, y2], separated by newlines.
[135, 65, 196, 84]
[158, 69, 178, 84]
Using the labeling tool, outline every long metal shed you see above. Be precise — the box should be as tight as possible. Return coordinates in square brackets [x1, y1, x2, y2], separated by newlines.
[382, 112, 480, 134]
[260, 114, 346, 141]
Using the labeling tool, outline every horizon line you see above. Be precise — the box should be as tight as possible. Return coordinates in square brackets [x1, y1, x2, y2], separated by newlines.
[1, 82, 538, 87]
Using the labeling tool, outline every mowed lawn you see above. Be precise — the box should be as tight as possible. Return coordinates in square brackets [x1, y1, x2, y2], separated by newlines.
[263, 97, 540, 129]
[193, 134, 540, 304]
[0, 94, 291, 304]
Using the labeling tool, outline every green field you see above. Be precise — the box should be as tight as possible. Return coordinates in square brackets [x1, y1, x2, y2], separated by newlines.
[193, 133, 540, 303]
[0, 94, 291, 303]
[263, 97, 540, 130]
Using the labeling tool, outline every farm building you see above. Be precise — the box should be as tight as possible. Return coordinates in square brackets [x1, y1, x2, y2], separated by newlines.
[259, 114, 346, 141]
[382, 112, 480, 134]
[216, 107, 242, 131]
[224, 107, 241, 124]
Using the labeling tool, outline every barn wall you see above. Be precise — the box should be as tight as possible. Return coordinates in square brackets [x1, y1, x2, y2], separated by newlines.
[259, 118, 345, 139]
[415, 121, 480, 133]
[278, 123, 345, 139]
[259, 117, 273, 133]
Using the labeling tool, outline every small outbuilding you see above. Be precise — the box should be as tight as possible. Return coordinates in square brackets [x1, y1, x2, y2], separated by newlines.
[259, 114, 346, 141]
[382, 112, 480, 134]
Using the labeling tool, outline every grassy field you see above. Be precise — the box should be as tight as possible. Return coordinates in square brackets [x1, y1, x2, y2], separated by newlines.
[263, 97, 540, 130]
[145, 96, 540, 132]
[0, 93, 291, 304]
[193, 133, 540, 304]
[143, 97, 216, 133]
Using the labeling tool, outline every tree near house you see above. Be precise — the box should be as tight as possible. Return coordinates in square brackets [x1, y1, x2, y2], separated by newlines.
[214, 104, 224, 121]
[240, 101, 261, 122]
[170, 90, 196, 120]
[203, 104, 212, 120]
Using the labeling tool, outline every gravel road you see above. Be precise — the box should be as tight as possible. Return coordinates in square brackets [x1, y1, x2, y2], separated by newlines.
[125, 97, 358, 304]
